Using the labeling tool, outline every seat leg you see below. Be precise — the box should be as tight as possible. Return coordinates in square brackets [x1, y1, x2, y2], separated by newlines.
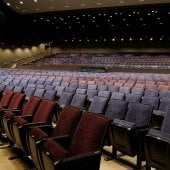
[0, 140, 13, 149]
[104, 146, 117, 161]
[136, 154, 142, 170]
[145, 162, 151, 170]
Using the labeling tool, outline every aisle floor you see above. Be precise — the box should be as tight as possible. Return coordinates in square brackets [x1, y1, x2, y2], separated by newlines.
[0, 144, 156, 170]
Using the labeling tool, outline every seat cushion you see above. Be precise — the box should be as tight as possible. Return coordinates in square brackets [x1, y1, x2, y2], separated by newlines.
[30, 127, 49, 139]
[13, 116, 28, 125]
[147, 129, 170, 142]
[43, 139, 70, 159]
[4, 111, 15, 119]
[113, 119, 135, 129]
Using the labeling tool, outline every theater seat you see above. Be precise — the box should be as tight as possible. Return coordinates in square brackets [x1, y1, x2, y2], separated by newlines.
[145, 109, 170, 170]
[0, 92, 26, 135]
[2, 96, 41, 142]
[0, 91, 14, 110]
[111, 103, 153, 169]
[39, 111, 109, 170]
[27, 105, 81, 169]
[11, 99, 56, 154]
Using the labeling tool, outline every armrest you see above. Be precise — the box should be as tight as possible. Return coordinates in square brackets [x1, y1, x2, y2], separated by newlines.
[11, 109, 22, 115]
[31, 124, 54, 135]
[1, 108, 10, 112]
[19, 115, 33, 122]
[146, 129, 170, 143]
[112, 119, 135, 130]
[56, 151, 101, 169]
[39, 135, 71, 149]
[59, 104, 66, 109]
[152, 110, 166, 116]
[50, 135, 71, 149]
[26, 122, 50, 127]
[1, 105, 7, 109]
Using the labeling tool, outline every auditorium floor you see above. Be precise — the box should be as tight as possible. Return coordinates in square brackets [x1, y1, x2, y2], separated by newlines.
[0, 144, 156, 170]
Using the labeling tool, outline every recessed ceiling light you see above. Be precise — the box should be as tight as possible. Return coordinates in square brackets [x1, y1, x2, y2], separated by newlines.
[35, 8, 40, 11]
[65, 5, 69, 8]
[120, 1, 124, 4]
[80, 4, 86, 7]
[97, 2, 102, 5]
[16, 6, 20, 9]
[6, 2, 11, 6]
[34, 0, 38, 2]
[19, 1, 24, 4]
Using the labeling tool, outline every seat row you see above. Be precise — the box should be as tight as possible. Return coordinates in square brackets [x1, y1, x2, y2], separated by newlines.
[0, 68, 170, 84]
[0, 89, 169, 169]
[0, 90, 110, 170]
[1, 82, 170, 104]
[1, 74, 170, 91]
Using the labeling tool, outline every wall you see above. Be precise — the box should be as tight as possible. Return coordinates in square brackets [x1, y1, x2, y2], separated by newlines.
[0, 43, 46, 66]
[50, 45, 170, 54]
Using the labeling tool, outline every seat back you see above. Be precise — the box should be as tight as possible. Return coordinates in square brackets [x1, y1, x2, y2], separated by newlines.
[22, 96, 42, 116]
[70, 93, 87, 108]
[125, 94, 141, 103]
[58, 91, 74, 106]
[76, 88, 87, 95]
[161, 109, 170, 134]
[69, 111, 109, 155]
[159, 91, 170, 100]
[125, 103, 152, 126]
[142, 96, 159, 110]
[25, 87, 36, 100]
[13, 86, 24, 93]
[158, 99, 170, 112]
[111, 92, 125, 100]
[119, 87, 131, 94]
[43, 90, 56, 100]
[98, 91, 111, 98]
[33, 100, 56, 123]
[131, 87, 144, 96]
[0, 91, 14, 107]
[144, 89, 159, 97]
[88, 96, 108, 114]
[8, 92, 25, 110]
[105, 99, 128, 120]
[64, 87, 76, 93]
[52, 105, 81, 137]
[34, 89, 45, 98]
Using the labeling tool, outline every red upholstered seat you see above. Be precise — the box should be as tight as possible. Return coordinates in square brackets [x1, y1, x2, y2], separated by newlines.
[11, 99, 57, 154]
[2, 96, 41, 141]
[39, 111, 109, 170]
[43, 139, 69, 159]
[27, 105, 81, 169]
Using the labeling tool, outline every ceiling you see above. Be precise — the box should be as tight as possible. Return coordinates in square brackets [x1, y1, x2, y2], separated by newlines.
[3, 0, 170, 14]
